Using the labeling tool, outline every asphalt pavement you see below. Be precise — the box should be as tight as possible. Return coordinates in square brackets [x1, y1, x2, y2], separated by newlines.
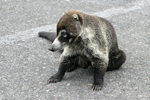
[0, 0, 150, 100]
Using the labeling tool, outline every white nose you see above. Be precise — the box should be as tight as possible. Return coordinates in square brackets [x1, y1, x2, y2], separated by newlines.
[50, 37, 62, 51]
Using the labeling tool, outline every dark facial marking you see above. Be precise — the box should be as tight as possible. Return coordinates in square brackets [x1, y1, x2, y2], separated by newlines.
[61, 30, 67, 38]
[58, 30, 72, 43]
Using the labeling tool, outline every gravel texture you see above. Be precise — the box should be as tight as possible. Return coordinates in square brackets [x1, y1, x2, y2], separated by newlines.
[0, 0, 150, 100]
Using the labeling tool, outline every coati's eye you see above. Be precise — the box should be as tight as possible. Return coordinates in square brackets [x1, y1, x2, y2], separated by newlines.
[61, 30, 67, 38]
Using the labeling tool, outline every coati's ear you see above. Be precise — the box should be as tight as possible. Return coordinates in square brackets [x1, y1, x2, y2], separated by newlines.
[72, 13, 83, 25]
[72, 14, 79, 21]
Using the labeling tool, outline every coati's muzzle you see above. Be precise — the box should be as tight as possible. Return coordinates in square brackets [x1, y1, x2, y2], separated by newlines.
[49, 37, 62, 52]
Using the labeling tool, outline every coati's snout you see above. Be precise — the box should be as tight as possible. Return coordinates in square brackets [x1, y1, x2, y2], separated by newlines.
[49, 37, 62, 52]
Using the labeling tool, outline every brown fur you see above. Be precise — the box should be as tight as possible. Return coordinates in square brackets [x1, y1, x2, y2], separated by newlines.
[57, 10, 83, 37]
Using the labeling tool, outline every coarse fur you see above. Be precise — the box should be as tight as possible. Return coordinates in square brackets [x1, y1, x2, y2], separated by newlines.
[38, 10, 126, 91]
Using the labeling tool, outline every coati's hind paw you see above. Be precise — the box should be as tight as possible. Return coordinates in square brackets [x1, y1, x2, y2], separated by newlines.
[91, 84, 103, 91]
[47, 75, 62, 83]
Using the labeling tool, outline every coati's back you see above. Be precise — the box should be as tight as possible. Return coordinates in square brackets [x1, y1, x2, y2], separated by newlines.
[79, 12, 126, 71]
[97, 17, 119, 53]
[79, 12, 119, 53]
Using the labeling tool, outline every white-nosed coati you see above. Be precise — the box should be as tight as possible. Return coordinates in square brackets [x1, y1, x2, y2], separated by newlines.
[38, 10, 126, 91]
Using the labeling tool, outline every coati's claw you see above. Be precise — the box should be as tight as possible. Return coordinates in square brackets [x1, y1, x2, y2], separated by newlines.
[91, 85, 103, 91]
[47, 76, 61, 83]
[46, 80, 50, 83]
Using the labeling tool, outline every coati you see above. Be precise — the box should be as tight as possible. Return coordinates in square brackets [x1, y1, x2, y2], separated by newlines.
[38, 10, 126, 91]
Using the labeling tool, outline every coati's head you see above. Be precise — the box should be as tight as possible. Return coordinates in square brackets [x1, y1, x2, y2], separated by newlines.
[50, 10, 83, 52]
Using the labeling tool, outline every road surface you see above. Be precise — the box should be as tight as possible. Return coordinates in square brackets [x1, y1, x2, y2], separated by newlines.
[0, 0, 150, 99]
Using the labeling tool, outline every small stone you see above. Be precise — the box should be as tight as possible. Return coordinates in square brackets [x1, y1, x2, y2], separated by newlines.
[46, 90, 49, 92]
[43, 67, 46, 69]
[67, 83, 70, 86]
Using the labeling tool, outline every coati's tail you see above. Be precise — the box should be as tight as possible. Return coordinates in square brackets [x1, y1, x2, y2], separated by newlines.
[38, 31, 56, 42]
[107, 50, 126, 71]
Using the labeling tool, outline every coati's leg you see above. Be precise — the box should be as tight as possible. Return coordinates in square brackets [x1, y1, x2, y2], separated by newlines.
[47, 56, 77, 83]
[107, 50, 126, 71]
[38, 31, 56, 42]
[91, 57, 108, 91]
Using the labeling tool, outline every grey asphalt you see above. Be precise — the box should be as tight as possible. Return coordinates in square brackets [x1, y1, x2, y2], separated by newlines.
[0, 0, 150, 100]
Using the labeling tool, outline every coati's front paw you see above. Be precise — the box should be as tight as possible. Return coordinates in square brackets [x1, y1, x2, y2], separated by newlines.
[91, 84, 103, 91]
[47, 75, 62, 83]
[91, 80, 103, 91]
